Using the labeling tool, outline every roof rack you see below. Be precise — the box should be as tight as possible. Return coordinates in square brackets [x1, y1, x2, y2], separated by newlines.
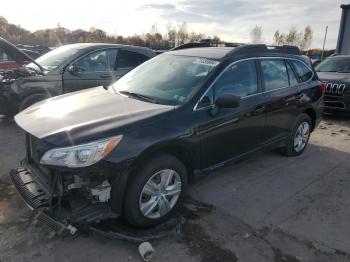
[226, 44, 301, 56]
[170, 42, 301, 56]
[170, 41, 244, 51]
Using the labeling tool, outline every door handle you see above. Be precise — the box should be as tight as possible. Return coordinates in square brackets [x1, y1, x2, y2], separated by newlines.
[100, 74, 112, 79]
[253, 105, 266, 115]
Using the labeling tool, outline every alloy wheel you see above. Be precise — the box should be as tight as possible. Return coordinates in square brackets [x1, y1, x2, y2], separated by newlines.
[294, 121, 310, 153]
[139, 169, 182, 219]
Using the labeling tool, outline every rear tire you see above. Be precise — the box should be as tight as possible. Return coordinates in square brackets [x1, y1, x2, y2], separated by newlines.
[123, 153, 188, 228]
[280, 114, 312, 157]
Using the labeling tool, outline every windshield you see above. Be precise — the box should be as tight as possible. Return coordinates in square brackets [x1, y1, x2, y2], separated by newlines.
[27, 45, 80, 72]
[111, 54, 219, 105]
[316, 57, 350, 73]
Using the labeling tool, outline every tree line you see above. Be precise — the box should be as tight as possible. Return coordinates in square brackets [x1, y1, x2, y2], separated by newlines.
[0, 17, 219, 49]
[1, 15, 317, 52]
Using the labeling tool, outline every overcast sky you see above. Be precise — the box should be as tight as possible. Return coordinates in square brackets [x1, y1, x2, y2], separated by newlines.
[1, 0, 346, 49]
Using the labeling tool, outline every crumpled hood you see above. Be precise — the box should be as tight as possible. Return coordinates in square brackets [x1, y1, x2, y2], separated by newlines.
[317, 72, 350, 83]
[15, 86, 174, 142]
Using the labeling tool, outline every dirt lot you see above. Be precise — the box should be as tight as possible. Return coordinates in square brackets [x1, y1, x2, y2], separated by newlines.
[1, 114, 350, 262]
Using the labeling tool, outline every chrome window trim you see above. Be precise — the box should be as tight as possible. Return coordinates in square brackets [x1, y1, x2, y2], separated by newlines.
[193, 56, 314, 111]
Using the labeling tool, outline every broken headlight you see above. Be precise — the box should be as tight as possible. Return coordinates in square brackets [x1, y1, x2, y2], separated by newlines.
[40, 135, 123, 168]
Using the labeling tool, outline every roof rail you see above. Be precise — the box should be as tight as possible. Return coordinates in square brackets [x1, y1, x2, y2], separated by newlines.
[170, 42, 211, 51]
[227, 44, 301, 57]
[170, 42, 301, 56]
[170, 41, 244, 51]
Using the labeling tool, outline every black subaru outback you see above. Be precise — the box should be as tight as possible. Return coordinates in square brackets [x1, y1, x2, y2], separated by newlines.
[316, 55, 350, 113]
[11, 44, 324, 232]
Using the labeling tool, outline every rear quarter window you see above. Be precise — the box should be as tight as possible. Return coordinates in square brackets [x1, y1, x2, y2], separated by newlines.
[290, 60, 313, 82]
[117, 50, 149, 69]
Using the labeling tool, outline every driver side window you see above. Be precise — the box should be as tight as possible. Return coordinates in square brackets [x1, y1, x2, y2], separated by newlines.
[74, 49, 117, 72]
[213, 60, 258, 98]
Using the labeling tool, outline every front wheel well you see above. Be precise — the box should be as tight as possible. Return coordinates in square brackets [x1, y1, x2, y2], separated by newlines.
[131, 146, 196, 184]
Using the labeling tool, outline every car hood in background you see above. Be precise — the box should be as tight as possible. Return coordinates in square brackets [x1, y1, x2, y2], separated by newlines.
[0, 37, 37, 66]
[317, 72, 350, 83]
[15, 86, 174, 143]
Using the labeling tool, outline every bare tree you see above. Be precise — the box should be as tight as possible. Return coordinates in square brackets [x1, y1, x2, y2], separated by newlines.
[285, 27, 299, 45]
[299, 26, 313, 51]
[166, 23, 177, 48]
[273, 26, 313, 51]
[176, 22, 189, 46]
[250, 25, 263, 44]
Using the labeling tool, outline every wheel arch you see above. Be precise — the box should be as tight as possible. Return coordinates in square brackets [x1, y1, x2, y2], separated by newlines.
[130, 142, 199, 184]
[302, 107, 316, 131]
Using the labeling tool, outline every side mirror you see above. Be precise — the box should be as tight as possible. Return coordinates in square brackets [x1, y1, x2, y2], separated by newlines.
[215, 94, 241, 109]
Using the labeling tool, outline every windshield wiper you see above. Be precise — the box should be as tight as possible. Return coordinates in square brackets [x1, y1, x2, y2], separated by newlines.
[119, 91, 158, 104]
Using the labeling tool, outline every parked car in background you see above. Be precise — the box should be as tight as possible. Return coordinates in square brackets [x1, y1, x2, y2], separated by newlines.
[0, 37, 156, 115]
[11, 44, 324, 232]
[20, 49, 42, 60]
[316, 55, 350, 113]
[0, 47, 40, 70]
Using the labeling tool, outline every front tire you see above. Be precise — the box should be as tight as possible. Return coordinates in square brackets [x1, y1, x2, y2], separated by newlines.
[123, 153, 188, 228]
[280, 114, 312, 156]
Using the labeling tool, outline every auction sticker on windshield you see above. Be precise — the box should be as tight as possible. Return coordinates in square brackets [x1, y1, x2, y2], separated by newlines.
[193, 58, 220, 67]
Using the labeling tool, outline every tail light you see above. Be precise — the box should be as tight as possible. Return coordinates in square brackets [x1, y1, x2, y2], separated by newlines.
[319, 82, 327, 93]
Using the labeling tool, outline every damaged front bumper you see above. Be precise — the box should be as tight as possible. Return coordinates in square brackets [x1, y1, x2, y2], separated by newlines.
[0, 89, 18, 116]
[10, 165, 119, 235]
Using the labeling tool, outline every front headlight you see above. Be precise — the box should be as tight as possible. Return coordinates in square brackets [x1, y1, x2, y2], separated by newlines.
[40, 135, 123, 168]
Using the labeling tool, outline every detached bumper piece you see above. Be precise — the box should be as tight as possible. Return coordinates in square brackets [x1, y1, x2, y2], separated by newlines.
[33, 210, 75, 238]
[10, 167, 49, 209]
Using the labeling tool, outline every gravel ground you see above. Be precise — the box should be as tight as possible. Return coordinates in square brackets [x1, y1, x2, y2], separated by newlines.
[0, 114, 350, 262]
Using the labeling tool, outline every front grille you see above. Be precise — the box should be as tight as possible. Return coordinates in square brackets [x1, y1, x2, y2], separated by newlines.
[324, 82, 347, 96]
[10, 167, 49, 209]
[324, 101, 346, 110]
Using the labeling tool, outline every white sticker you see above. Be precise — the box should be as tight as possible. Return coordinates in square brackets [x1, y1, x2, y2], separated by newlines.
[193, 58, 220, 67]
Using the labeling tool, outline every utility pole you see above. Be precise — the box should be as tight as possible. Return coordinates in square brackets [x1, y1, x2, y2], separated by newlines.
[321, 25, 328, 61]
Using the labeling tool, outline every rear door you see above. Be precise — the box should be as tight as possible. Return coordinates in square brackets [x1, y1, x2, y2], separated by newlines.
[62, 48, 118, 92]
[260, 58, 302, 145]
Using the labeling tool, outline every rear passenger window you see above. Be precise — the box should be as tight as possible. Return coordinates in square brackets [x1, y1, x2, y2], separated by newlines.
[260, 59, 289, 91]
[213, 60, 258, 98]
[286, 61, 299, 86]
[290, 60, 313, 82]
[118, 50, 149, 69]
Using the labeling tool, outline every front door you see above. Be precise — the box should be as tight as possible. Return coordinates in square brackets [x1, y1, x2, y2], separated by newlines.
[62, 48, 118, 93]
[196, 59, 266, 169]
